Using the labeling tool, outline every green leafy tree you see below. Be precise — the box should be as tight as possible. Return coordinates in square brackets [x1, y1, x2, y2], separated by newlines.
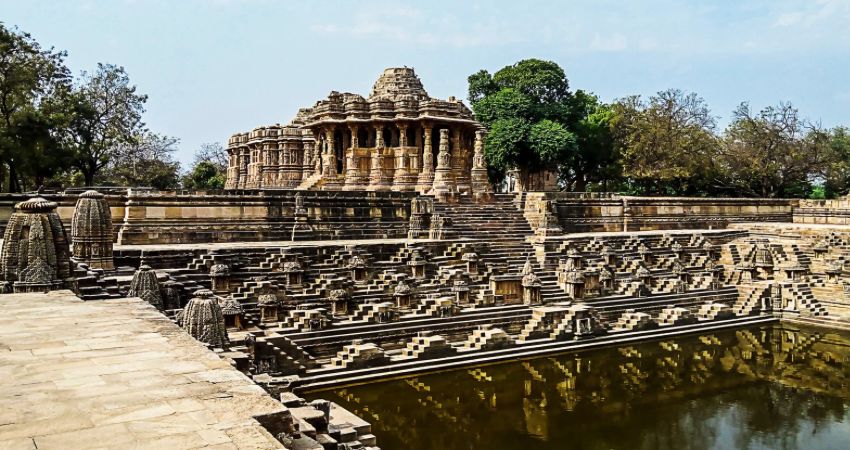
[611, 89, 718, 195]
[183, 142, 228, 190]
[183, 161, 226, 190]
[0, 23, 72, 191]
[718, 102, 827, 198]
[569, 93, 618, 191]
[822, 127, 850, 197]
[67, 63, 147, 186]
[9, 108, 75, 188]
[468, 59, 578, 189]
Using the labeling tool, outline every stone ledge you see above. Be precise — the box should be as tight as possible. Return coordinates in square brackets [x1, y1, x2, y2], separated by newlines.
[0, 290, 287, 450]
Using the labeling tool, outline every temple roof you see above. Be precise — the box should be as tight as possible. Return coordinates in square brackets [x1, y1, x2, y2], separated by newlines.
[228, 66, 479, 146]
[368, 67, 429, 101]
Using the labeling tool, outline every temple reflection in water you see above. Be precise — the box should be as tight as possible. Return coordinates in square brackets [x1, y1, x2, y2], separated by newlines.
[310, 324, 850, 450]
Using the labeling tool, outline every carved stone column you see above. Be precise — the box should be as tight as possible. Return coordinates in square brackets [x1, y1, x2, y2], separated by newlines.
[238, 148, 249, 189]
[429, 129, 455, 197]
[312, 131, 322, 176]
[416, 124, 435, 193]
[392, 123, 412, 191]
[321, 127, 342, 189]
[369, 124, 389, 190]
[471, 129, 493, 198]
[452, 128, 470, 193]
[302, 131, 315, 180]
[399, 123, 408, 147]
[225, 146, 238, 189]
[344, 124, 362, 190]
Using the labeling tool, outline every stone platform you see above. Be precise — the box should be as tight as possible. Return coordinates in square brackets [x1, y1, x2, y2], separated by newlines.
[0, 291, 286, 450]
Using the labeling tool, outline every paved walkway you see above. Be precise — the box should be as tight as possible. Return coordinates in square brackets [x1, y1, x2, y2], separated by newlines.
[0, 291, 285, 450]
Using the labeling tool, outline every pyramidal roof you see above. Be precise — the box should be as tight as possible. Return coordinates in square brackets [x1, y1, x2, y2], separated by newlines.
[368, 67, 429, 101]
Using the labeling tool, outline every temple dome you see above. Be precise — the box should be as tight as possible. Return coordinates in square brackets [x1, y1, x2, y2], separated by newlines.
[368, 67, 429, 102]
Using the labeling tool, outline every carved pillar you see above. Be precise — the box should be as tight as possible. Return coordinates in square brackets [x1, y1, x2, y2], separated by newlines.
[411, 125, 421, 172]
[375, 124, 385, 148]
[344, 124, 364, 190]
[416, 124, 435, 193]
[471, 129, 493, 197]
[238, 148, 249, 189]
[313, 131, 322, 176]
[321, 127, 342, 189]
[369, 124, 389, 190]
[321, 128, 335, 177]
[429, 129, 454, 197]
[452, 128, 471, 193]
[399, 123, 408, 147]
[393, 123, 411, 191]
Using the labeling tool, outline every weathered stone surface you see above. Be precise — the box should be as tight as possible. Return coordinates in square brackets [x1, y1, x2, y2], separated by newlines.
[0, 290, 285, 449]
[70, 190, 114, 270]
[0, 197, 72, 293]
[181, 289, 229, 348]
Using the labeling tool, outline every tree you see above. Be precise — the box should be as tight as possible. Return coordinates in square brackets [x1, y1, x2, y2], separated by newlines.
[718, 102, 826, 198]
[611, 89, 718, 195]
[183, 142, 228, 190]
[192, 141, 228, 171]
[823, 127, 850, 197]
[468, 59, 578, 188]
[183, 161, 226, 190]
[0, 23, 72, 191]
[568, 92, 618, 191]
[99, 131, 181, 189]
[9, 107, 75, 188]
[67, 63, 147, 186]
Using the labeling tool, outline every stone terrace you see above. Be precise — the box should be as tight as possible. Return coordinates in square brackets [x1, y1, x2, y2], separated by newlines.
[0, 290, 286, 450]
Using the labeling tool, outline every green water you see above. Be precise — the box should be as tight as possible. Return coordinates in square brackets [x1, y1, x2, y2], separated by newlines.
[309, 325, 850, 450]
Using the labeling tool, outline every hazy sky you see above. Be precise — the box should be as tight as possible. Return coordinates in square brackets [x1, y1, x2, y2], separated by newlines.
[4, 0, 849, 166]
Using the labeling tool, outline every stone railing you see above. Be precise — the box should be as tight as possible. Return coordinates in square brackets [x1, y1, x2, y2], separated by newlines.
[0, 189, 416, 245]
[794, 197, 850, 225]
[523, 192, 797, 234]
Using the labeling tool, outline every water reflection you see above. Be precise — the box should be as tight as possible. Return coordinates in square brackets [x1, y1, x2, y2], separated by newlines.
[310, 325, 850, 450]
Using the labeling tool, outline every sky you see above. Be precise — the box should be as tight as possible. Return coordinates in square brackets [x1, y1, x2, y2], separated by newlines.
[3, 0, 850, 166]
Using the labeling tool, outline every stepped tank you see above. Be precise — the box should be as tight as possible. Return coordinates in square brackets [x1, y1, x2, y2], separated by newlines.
[306, 324, 850, 450]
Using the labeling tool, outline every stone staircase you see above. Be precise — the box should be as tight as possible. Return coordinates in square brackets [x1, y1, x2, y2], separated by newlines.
[432, 194, 533, 241]
[461, 326, 513, 351]
[329, 342, 390, 368]
[283, 309, 332, 332]
[518, 306, 572, 341]
[344, 302, 395, 324]
[396, 333, 456, 360]
[295, 172, 322, 190]
[611, 309, 656, 332]
[404, 296, 454, 318]
[697, 302, 734, 321]
[657, 306, 696, 326]
[783, 283, 829, 317]
[733, 283, 769, 316]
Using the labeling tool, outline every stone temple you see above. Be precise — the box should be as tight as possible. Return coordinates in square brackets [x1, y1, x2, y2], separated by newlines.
[2, 68, 850, 449]
[225, 67, 492, 198]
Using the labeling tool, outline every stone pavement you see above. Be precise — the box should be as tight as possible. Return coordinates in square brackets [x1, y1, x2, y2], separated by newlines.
[0, 291, 286, 450]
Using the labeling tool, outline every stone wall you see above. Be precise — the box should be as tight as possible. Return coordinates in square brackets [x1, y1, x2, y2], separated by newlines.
[793, 197, 850, 225]
[524, 192, 797, 234]
[0, 189, 415, 245]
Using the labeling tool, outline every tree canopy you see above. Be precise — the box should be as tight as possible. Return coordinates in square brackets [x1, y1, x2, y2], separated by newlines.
[469, 59, 850, 198]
